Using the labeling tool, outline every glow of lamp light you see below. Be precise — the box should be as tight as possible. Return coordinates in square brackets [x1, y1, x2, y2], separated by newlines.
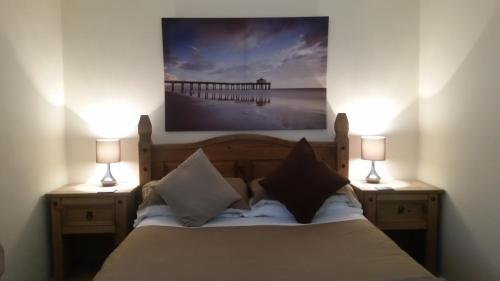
[49, 90, 65, 107]
[345, 98, 398, 136]
[80, 102, 141, 138]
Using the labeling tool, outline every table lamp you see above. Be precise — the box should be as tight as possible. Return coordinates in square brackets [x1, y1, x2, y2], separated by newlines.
[361, 136, 386, 184]
[96, 139, 121, 187]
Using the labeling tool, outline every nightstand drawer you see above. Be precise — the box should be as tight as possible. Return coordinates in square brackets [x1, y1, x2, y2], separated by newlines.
[376, 195, 427, 229]
[61, 198, 115, 227]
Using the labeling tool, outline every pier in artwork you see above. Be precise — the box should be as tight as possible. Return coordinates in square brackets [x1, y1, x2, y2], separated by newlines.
[165, 78, 272, 106]
[165, 78, 272, 93]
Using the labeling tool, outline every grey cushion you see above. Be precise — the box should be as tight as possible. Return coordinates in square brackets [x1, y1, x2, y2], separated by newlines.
[155, 149, 241, 226]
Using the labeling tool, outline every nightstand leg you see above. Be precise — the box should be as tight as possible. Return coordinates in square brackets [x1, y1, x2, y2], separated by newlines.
[50, 198, 65, 281]
[426, 195, 439, 274]
[114, 197, 128, 246]
[364, 195, 377, 224]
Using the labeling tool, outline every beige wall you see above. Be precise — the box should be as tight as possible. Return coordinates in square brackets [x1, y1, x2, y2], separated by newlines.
[62, 0, 420, 185]
[0, 0, 67, 280]
[419, 0, 500, 280]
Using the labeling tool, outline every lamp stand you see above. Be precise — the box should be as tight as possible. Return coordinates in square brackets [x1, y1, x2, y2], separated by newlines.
[101, 163, 117, 187]
[366, 161, 381, 184]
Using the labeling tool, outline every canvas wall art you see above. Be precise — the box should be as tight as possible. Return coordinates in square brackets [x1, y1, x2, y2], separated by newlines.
[162, 17, 328, 131]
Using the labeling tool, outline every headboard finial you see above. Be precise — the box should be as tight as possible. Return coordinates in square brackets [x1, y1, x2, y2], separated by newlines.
[138, 115, 152, 142]
[334, 113, 349, 178]
[138, 115, 152, 185]
[334, 113, 348, 136]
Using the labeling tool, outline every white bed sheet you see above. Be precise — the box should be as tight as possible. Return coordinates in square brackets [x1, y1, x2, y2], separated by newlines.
[135, 203, 365, 228]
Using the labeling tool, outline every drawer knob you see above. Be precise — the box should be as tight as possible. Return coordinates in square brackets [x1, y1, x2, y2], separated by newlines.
[397, 205, 405, 214]
[86, 211, 94, 221]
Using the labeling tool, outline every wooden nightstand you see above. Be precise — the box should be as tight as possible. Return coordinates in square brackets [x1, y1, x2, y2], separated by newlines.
[47, 183, 138, 281]
[351, 180, 443, 274]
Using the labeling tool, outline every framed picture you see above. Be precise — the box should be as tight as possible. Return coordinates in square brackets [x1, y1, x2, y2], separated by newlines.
[162, 17, 328, 131]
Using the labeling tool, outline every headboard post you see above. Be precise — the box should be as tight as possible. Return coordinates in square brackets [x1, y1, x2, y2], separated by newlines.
[138, 115, 152, 186]
[334, 113, 349, 178]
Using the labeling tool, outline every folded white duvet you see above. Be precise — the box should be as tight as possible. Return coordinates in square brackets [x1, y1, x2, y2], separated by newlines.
[135, 196, 364, 228]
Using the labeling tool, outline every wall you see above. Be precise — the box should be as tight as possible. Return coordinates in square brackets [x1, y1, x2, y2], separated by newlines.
[419, 0, 500, 280]
[0, 0, 67, 280]
[62, 0, 420, 185]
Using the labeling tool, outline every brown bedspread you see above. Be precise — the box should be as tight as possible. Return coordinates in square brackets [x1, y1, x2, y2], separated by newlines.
[94, 219, 436, 281]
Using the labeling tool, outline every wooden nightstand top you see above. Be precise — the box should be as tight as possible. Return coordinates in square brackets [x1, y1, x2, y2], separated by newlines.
[47, 182, 138, 198]
[350, 179, 443, 194]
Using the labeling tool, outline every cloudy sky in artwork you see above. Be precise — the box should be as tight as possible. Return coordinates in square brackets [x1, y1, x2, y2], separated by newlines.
[162, 17, 328, 89]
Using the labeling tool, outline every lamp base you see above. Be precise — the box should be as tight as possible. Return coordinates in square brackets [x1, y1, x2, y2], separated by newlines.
[101, 163, 117, 187]
[365, 161, 381, 184]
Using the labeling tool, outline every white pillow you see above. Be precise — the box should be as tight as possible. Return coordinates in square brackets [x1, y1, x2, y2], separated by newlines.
[245, 190, 361, 219]
[243, 200, 294, 218]
[155, 149, 241, 226]
[336, 184, 362, 208]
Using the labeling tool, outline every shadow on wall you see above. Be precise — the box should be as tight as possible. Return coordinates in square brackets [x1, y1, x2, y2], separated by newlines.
[9, 198, 52, 281]
[419, 7, 500, 280]
[0, 32, 66, 281]
[438, 196, 499, 280]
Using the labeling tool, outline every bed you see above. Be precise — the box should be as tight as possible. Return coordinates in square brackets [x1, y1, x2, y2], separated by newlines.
[93, 113, 436, 281]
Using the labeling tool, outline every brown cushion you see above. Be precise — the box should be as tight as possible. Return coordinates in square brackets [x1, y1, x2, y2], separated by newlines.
[155, 149, 241, 227]
[259, 138, 350, 223]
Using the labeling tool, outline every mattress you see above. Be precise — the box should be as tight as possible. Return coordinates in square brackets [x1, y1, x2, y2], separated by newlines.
[93, 217, 435, 281]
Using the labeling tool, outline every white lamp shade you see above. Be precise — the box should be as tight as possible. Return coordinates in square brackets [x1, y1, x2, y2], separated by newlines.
[361, 136, 386, 161]
[96, 139, 121, 163]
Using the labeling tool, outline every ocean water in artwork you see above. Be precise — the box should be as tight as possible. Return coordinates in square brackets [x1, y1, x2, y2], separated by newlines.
[165, 87, 326, 131]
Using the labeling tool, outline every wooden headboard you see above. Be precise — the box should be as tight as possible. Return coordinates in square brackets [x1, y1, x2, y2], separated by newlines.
[138, 114, 349, 185]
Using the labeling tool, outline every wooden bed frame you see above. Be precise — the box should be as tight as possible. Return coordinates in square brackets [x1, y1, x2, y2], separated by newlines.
[137, 113, 349, 186]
